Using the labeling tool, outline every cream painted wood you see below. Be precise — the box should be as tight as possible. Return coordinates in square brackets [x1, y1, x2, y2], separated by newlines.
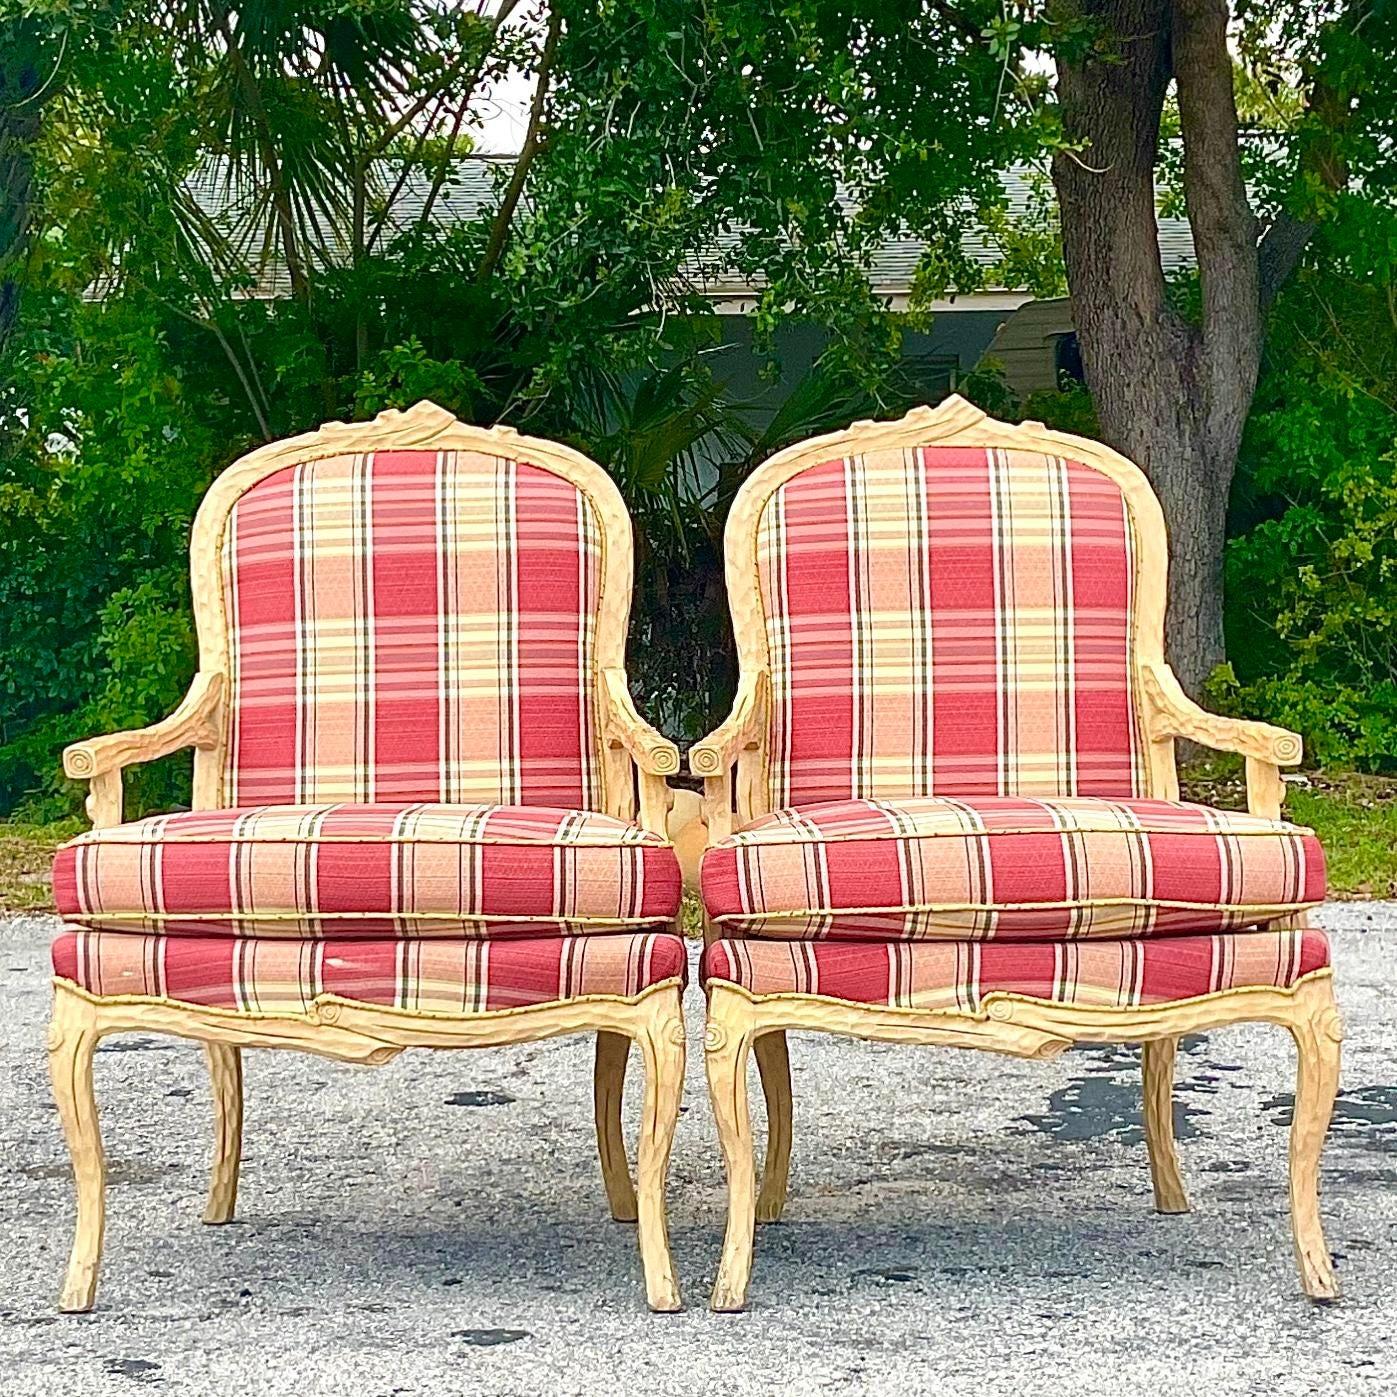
[63, 672, 224, 829]
[52, 404, 685, 1313]
[704, 999, 757, 1313]
[667, 787, 706, 892]
[704, 972, 1341, 1311]
[48, 977, 687, 1313]
[48, 988, 105, 1313]
[61, 403, 678, 832]
[202, 1043, 243, 1225]
[1142, 1037, 1190, 1213]
[753, 1031, 792, 1224]
[692, 398, 1335, 1312]
[594, 1030, 639, 1222]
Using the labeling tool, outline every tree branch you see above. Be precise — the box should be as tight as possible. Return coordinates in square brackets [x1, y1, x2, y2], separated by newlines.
[1171, 0, 1261, 430]
[1050, 0, 1177, 385]
[924, 0, 985, 43]
[475, 2, 562, 283]
[1255, 1, 1370, 307]
[415, 92, 475, 235]
[0, 17, 62, 353]
[364, 0, 524, 255]
[369, 0, 521, 158]
[206, 0, 311, 305]
[1256, 210, 1318, 306]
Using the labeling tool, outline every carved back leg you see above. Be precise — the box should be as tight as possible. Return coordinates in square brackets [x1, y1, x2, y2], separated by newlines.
[705, 985, 758, 1311]
[1142, 1037, 1190, 1213]
[1287, 976, 1342, 1300]
[754, 1030, 792, 1223]
[632, 990, 686, 1312]
[594, 1030, 638, 1222]
[48, 985, 106, 1312]
[203, 1044, 243, 1224]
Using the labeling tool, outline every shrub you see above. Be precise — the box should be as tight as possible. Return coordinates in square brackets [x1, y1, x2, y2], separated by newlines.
[1223, 255, 1397, 772]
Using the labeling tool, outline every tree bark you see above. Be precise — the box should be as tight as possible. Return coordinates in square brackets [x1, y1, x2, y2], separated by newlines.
[0, 99, 40, 356]
[207, 0, 311, 307]
[1051, 0, 1263, 695]
[476, 4, 562, 283]
[0, 20, 56, 355]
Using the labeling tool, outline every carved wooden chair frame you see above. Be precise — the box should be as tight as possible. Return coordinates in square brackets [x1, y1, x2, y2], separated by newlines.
[52, 402, 688, 1313]
[690, 396, 1340, 1311]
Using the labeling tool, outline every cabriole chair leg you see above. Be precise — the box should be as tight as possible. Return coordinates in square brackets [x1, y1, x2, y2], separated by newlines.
[755, 1030, 792, 1223]
[49, 985, 106, 1313]
[633, 988, 686, 1312]
[1287, 976, 1343, 1300]
[203, 1044, 243, 1225]
[705, 985, 758, 1312]
[1142, 1036, 1190, 1213]
[594, 1030, 639, 1222]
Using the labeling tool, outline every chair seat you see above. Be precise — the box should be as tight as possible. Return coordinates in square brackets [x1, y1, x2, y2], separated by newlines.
[701, 795, 1324, 941]
[53, 803, 682, 938]
[54, 930, 687, 1013]
[703, 928, 1329, 1011]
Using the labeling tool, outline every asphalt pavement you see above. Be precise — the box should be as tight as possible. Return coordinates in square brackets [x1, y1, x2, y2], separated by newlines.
[1, 905, 1394, 1396]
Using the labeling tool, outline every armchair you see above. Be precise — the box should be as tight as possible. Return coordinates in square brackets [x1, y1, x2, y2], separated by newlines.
[50, 402, 687, 1313]
[693, 396, 1338, 1310]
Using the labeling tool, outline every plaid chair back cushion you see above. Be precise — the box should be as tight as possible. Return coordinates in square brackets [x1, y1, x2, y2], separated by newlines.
[223, 450, 605, 807]
[757, 445, 1148, 806]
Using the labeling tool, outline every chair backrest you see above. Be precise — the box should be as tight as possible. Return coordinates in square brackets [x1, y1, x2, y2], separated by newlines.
[726, 398, 1169, 810]
[188, 404, 632, 810]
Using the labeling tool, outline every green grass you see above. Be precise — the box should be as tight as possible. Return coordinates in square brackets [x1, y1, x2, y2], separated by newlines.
[2, 772, 1393, 913]
[0, 818, 80, 914]
[1179, 765, 1397, 900]
[680, 888, 705, 939]
[1287, 784, 1397, 899]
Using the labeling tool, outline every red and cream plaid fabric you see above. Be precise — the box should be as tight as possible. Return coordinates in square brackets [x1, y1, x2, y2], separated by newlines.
[703, 928, 1329, 1010]
[757, 446, 1146, 807]
[223, 450, 604, 808]
[701, 796, 1324, 941]
[53, 930, 686, 1014]
[54, 803, 681, 938]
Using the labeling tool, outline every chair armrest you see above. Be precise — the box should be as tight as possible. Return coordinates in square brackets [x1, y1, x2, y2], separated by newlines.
[1140, 662, 1303, 766]
[688, 669, 768, 776]
[599, 668, 679, 777]
[63, 672, 226, 781]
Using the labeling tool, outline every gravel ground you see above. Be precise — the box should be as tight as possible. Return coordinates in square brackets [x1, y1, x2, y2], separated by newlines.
[1, 905, 1394, 1397]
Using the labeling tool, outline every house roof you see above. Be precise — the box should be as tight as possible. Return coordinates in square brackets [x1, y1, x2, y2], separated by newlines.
[186, 158, 1197, 308]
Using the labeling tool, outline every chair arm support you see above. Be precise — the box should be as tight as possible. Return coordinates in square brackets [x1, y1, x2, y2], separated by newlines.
[63, 672, 226, 781]
[1140, 662, 1302, 767]
[689, 669, 768, 777]
[599, 668, 680, 777]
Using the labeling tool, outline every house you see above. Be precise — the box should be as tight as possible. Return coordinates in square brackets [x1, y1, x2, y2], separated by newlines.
[187, 158, 1197, 407]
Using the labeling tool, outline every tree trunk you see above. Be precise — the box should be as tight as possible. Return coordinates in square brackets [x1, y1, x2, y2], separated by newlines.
[1051, 0, 1262, 696]
[0, 21, 53, 356]
[0, 103, 39, 356]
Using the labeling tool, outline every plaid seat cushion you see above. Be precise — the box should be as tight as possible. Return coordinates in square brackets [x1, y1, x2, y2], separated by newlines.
[224, 450, 605, 808]
[757, 446, 1147, 806]
[54, 804, 681, 938]
[54, 930, 687, 1014]
[701, 796, 1324, 941]
[703, 928, 1329, 1010]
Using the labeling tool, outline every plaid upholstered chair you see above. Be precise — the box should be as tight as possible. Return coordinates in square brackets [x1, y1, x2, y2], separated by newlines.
[692, 396, 1339, 1310]
[49, 402, 688, 1312]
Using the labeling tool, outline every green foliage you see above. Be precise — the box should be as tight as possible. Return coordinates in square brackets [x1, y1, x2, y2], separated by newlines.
[1021, 380, 1098, 438]
[1222, 203, 1397, 773]
[0, 285, 217, 816]
[3, 0, 1045, 815]
[4, 0, 1397, 819]
[1286, 782, 1397, 899]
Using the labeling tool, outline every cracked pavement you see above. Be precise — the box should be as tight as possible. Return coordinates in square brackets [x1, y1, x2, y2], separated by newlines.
[1, 905, 1394, 1396]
